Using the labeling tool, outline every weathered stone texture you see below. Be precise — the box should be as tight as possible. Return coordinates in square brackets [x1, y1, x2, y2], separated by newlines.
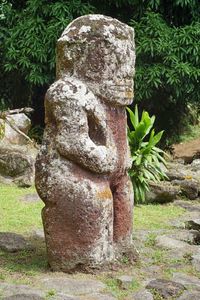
[35, 14, 135, 272]
[0, 232, 34, 252]
[41, 277, 106, 295]
[0, 143, 35, 187]
[146, 279, 185, 299]
[1, 113, 31, 145]
[0, 112, 36, 187]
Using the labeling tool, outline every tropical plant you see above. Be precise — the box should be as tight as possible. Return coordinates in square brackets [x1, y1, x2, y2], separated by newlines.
[130, 11, 200, 143]
[127, 105, 167, 203]
[0, 0, 94, 109]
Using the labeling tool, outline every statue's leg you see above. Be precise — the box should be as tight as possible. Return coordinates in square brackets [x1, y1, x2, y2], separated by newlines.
[41, 172, 114, 272]
[112, 175, 135, 259]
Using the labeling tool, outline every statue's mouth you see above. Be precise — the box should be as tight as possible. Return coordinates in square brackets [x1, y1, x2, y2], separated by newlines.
[108, 83, 133, 98]
[108, 79, 133, 88]
[97, 80, 134, 102]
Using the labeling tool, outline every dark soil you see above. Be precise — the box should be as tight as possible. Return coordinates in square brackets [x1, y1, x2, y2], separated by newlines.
[173, 138, 200, 163]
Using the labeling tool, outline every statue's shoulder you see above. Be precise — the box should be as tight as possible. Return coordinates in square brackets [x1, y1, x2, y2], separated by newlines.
[46, 76, 88, 100]
[46, 76, 97, 108]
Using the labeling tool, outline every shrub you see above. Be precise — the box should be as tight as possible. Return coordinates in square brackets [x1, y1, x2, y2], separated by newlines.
[130, 12, 200, 143]
[127, 105, 167, 204]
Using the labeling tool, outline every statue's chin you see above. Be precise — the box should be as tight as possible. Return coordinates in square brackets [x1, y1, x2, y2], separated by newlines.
[110, 97, 133, 106]
[98, 88, 134, 106]
[97, 95, 133, 107]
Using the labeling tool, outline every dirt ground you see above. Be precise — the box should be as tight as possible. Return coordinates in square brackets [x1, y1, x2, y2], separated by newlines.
[172, 137, 200, 163]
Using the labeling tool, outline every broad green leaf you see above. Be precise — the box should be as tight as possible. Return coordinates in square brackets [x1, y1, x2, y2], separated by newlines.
[127, 106, 167, 204]
[127, 107, 138, 130]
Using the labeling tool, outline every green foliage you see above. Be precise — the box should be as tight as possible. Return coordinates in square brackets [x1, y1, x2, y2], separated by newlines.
[130, 11, 200, 142]
[127, 105, 167, 203]
[0, 0, 199, 142]
[91, 0, 199, 24]
[179, 122, 200, 143]
[46, 289, 57, 299]
[131, 12, 200, 103]
[1, 0, 94, 86]
[0, 0, 95, 110]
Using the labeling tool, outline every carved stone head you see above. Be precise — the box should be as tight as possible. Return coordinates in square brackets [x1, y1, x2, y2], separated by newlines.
[56, 14, 135, 106]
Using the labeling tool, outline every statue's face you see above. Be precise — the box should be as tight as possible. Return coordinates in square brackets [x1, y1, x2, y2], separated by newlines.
[57, 16, 135, 106]
[72, 38, 135, 106]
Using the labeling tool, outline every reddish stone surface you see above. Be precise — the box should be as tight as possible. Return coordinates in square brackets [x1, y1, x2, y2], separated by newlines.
[35, 14, 136, 272]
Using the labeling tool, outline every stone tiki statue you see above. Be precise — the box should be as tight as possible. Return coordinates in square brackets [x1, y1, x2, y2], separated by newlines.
[35, 14, 136, 272]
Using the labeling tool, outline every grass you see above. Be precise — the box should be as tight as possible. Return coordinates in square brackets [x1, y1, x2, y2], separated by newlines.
[0, 184, 185, 234]
[105, 277, 140, 299]
[134, 203, 185, 230]
[151, 249, 167, 265]
[144, 233, 157, 247]
[0, 244, 47, 275]
[0, 183, 192, 299]
[0, 184, 43, 234]
[105, 278, 128, 299]
[179, 122, 200, 143]
[0, 184, 46, 284]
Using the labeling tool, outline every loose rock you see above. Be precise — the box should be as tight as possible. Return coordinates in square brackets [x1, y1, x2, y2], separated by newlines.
[51, 295, 81, 300]
[166, 163, 188, 181]
[146, 279, 185, 299]
[155, 235, 195, 252]
[0, 144, 35, 187]
[116, 275, 134, 289]
[176, 290, 200, 300]
[131, 289, 153, 300]
[1, 113, 31, 145]
[0, 232, 34, 252]
[146, 181, 179, 203]
[168, 230, 200, 245]
[2, 295, 44, 300]
[173, 273, 200, 291]
[20, 193, 40, 202]
[191, 159, 200, 171]
[41, 277, 106, 295]
[32, 229, 45, 240]
[185, 219, 200, 231]
[174, 200, 200, 213]
[192, 253, 200, 272]
[79, 294, 116, 300]
[0, 283, 44, 298]
[172, 179, 199, 200]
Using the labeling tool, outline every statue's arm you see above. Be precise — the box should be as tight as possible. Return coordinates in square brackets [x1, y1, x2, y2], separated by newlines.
[56, 127, 116, 174]
[46, 80, 117, 174]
